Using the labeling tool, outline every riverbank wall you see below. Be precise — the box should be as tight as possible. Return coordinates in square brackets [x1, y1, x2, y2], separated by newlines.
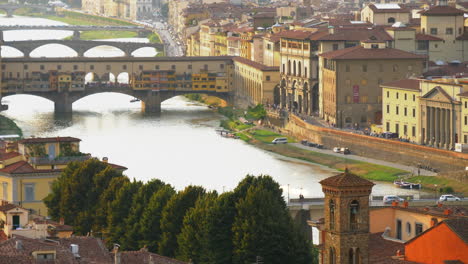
[269, 113, 468, 173]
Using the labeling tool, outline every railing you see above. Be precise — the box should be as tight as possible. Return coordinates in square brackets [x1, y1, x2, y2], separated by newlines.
[29, 154, 91, 165]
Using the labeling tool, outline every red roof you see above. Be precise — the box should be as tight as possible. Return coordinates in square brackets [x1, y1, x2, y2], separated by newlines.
[416, 33, 444, 41]
[419, 5, 465, 16]
[381, 79, 421, 90]
[0, 151, 21, 161]
[317, 28, 393, 41]
[233, 57, 279, 71]
[18, 137, 81, 144]
[118, 249, 189, 264]
[278, 30, 328, 41]
[319, 45, 426, 60]
[319, 169, 374, 188]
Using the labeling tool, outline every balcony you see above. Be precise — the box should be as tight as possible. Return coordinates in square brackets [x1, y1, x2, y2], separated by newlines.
[29, 154, 91, 165]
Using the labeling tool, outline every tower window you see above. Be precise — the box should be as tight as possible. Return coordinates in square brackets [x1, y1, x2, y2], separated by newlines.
[329, 247, 336, 264]
[329, 199, 335, 230]
[350, 200, 359, 230]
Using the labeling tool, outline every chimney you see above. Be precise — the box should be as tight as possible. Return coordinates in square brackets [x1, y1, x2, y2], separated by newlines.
[59, 218, 64, 225]
[15, 240, 23, 250]
[102, 157, 108, 163]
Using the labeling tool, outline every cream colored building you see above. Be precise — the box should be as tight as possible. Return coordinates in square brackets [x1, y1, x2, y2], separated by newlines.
[361, 3, 411, 25]
[319, 41, 425, 128]
[382, 77, 468, 148]
[233, 57, 280, 106]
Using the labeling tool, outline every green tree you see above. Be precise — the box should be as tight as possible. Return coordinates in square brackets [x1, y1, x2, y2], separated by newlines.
[232, 176, 312, 264]
[176, 191, 218, 263]
[158, 185, 206, 258]
[139, 185, 176, 252]
[44, 159, 126, 235]
[106, 180, 142, 247]
[122, 179, 171, 250]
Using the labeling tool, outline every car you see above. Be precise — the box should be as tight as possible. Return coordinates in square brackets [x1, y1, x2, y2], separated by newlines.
[333, 147, 340, 153]
[272, 137, 288, 144]
[315, 144, 324, 149]
[383, 195, 405, 204]
[307, 142, 317, 147]
[341, 147, 350, 154]
[439, 194, 461, 202]
[301, 139, 308, 145]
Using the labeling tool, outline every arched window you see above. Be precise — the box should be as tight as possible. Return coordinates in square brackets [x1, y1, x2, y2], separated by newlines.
[388, 17, 395, 24]
[330, 247, 336, 264]
[349, 248, 354, 264]
[350, 200, 359, 230]
[288, 60, 291, 75]
[298, 61, 302, 77]
[293, 61, 297, 76]
[329, 199, 335, 230]
[305, 67, 308, 78]
[356, 248, 361, 264]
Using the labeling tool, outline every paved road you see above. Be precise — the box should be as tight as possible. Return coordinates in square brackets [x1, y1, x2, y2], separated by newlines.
[290, 142, 437, 176]
[288, 198, 468, 208]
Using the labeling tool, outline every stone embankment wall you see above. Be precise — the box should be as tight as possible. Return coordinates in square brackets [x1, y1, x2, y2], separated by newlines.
[269, 114, 468, 172]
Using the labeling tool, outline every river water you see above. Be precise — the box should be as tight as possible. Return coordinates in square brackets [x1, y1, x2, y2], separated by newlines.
[0, 15, 424, 198]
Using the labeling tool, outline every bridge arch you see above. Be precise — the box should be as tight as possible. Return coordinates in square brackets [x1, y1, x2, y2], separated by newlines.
[30, 43, 78, 58]
[131, 47, 157, 57]
[0, 46, 25, 57]
[85, 72, 101, 83]
[84, 45, 126, 57]
[117, 72, 130, 84]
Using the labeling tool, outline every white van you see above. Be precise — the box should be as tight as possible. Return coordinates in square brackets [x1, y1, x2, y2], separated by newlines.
[272, 137, 288, 144]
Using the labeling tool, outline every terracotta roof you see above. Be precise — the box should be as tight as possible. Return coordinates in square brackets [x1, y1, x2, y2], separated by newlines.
[456, 31, 468, 40]
[233, 57, 279, 71]
[424, 62, 468, 78]
[32, 218, 73, 232]
[457, 2, 468, 9]
[108, 163, 128, 171]
[381, 79, 421, 91]
[18, 137, 81, 144]
[319, 45, 426, 60]
[443, 217, 468, 244]
[0, 231, 7, 242]
[0, 151, 21, 161]
[278, 30, 328, 41]
[368, 233, 415, 263]
[419, 5, 465, 16]
[317, 28, 393, 41]
[59, 237, 113, 264]
[319, 169, 374, 188]
[0, 203, 22, 213]
[458, 91, 468, 97]
[368, 4, 410, 13]
[416, 33, 444, 41]
[118, 249, 189, 264]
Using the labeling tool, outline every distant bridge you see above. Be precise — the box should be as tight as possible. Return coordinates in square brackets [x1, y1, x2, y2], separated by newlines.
[1, 56, 234, 114]
[0, 4, 51, 17]
[2, 39, 165, 57]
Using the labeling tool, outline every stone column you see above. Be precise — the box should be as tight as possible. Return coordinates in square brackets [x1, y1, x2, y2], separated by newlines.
[441, 109, 446, 149]
[425, 106, 430, 145]
[448, 109, 453, 149]
[429, 107, 434, 145]
[435, 108, 440, 148]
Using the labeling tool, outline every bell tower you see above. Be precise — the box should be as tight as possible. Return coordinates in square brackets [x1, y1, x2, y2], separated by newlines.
[319, 169, 374, 264]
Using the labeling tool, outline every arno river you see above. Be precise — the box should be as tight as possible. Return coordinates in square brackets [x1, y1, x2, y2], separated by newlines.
[0, 15, 424, 198]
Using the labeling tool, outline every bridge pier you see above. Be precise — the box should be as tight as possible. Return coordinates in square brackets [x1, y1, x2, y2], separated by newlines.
[72, 31, 81, 40]
[54, 93, 73, 114]
[6, 9, 14, 18]
[142, 91, 161, 113]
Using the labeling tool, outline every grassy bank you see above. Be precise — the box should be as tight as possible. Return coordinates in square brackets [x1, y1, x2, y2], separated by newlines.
[184, 94, 228, 108]
[12, 9, 161, 41]
[0, 115, 22, 137]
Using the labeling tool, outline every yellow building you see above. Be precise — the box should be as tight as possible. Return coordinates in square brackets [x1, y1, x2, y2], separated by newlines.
[58, 73, 72, 92]
[382, 79, 421, 141]
[0, 137, 125, 216]
[192, 72, 217, 92]
[360, 3, 411, 25]
[233, 57, 280, 106]
[381, 77, 468, 148]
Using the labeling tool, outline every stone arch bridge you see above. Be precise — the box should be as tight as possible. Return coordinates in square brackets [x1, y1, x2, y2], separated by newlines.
[2, 39, 165, 57]
[1, 56, 235, 114]
[0, 4, 51, 17]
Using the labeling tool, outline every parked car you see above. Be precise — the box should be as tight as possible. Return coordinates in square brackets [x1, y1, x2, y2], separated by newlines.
[272, 137, 288, 144]
[301, 139, 308, 145]
[341, 147, 350, 154]
[383, 195, 405, 204]
[315, 144, 324, 149]
[307, 142, 317, 147]
[333, 147, 340, 153]
[439, 194, 461, 202]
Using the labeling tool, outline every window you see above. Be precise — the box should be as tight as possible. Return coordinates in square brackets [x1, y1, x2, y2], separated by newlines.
[417, 41, 428, 50]
[266, 75, 270, 81]
[386, 122, 390, 131]
[24, 183, 35, 201]
[139, 65, 143, 70]
[204, 64, 208, 70]
[387, 91, 390, 98]
[220, 64, 224, 69]
[396, 92, 399, 99]
[413, 108, 416, 117]
[36, 253, 55, 260]
[371, 44, 378, 49]
[415, 223, 423, 235]
[396, 106, 399, 115]
[395, 123, 399, 134]
[404, 125, 407, 135]
[465, 101, 467, 108]
[171, 65, 176, 70]
[188, 64, 192, 70]
[332, 44, 339, 50]
[155, 65, 160, 70]
[412, 126, 416, 137]
[446, 28, 453, 35]
[40, 65, 44, 70]
[329, 199, 335, 230]
[465, 116, 467, 125]
[106, 65, 111, 70]
[329, 247, 336, 264]
[388, 17, 395, 23]
[24, 64, 28, 70]
[362, 64, 367, 72]
[2, 182, 7, 200]
[465, 135, 467, 143]
[404, 107, 407, 116]
[406, 222, 412, 235]
[57, 65, 62, 70]
[350, 200, 359, 230]
[346, 65, 350, 72]
[90, 65, 94, 70]
[122, 65, 127, 70]
[404, 94, 407, 100]
[430, 28, 438, 35]
[73, 65, 78, 70]
[413, 94, 416, 101]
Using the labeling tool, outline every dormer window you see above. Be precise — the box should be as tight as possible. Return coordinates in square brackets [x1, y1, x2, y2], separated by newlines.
[371, 44, 378, 49]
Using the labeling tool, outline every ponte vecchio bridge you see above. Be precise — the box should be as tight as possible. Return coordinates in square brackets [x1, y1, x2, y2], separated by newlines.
[1, 56, 234, 113]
